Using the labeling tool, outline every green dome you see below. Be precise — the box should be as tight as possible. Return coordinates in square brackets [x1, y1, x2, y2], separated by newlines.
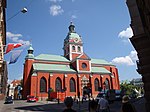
[65, 22, 82, 42]
[66, 32, 81, 40]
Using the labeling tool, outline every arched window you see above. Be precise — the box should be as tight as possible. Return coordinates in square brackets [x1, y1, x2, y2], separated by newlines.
[55, 77, 62, 91]
[105, 78, 110, 90]
[70, 78, 76, 92]
[94, 78, 99, 91]
[78, 46, 81, 52]
[72, 46, 75, 51]
[40, 77, 47, 93]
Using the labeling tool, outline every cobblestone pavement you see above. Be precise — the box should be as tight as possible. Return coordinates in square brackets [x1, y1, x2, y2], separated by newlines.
[0, 97, 146, 112]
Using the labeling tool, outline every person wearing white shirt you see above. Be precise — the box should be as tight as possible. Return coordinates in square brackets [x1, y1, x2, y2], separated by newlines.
[97, 95, 110, 112]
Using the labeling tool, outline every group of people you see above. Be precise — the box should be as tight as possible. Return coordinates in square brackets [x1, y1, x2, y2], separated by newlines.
[62, 95, 137, 112]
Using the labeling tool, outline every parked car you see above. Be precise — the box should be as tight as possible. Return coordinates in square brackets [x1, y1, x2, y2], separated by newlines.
[27, 95, 38, 102]
[4, 96, 13, 104]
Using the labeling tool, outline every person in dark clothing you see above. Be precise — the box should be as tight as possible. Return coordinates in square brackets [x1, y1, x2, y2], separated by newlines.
[62, 97, 77, 112]
[121, 95, 136, 112]
[89, 99, 98, 112]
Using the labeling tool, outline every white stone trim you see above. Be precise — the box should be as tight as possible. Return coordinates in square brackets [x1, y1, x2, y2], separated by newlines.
[90, 74, 93, 77]
[50, 73, 53, 76]
[77, 74, 81, 77]
[77, 59, 79, 72]
[69, 45, 72, 60]
[65, 74, 68, 77]
[111, 75, 114, 78]
[89, 60, 91, 72]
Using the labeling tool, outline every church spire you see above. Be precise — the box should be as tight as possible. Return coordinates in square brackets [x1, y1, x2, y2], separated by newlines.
[68, 22, 75, 33]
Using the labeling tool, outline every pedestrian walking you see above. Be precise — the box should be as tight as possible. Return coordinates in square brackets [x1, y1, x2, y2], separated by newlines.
[97, 94, 110, 112]
[121, 95, 137, 112]
[62, 97, 77, 112]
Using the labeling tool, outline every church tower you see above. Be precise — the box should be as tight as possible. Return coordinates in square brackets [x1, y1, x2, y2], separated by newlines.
[63, 22, 83, 61]
[23, 45, 34, 99]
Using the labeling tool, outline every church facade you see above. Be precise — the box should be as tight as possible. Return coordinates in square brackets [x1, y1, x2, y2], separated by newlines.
[22, 23, 120, 100]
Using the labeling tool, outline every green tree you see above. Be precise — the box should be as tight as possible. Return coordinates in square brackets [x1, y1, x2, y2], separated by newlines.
[120, 80, 137, 96]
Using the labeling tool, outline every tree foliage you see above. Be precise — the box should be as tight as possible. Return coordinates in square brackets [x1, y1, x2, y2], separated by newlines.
[120, 80, 137, 95]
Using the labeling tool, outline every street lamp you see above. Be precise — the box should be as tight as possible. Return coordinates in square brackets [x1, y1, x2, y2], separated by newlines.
[7, 7, 28, 21]
[21, 7, 28, 13]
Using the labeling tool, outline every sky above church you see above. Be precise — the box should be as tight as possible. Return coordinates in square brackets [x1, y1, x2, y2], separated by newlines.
[5, 0, 141, 82]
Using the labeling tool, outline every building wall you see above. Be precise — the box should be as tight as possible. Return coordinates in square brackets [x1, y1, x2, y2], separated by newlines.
[24, 68, 120, 100]
[23, 59, 34, 99]
[0, 0, 7, 100]
[126, 0, 150, 111]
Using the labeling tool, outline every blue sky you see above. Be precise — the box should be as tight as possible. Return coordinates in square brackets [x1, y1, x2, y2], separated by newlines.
[5, 0, 141, 82]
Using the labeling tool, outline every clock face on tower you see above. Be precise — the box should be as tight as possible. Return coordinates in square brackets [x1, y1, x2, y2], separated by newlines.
[74, 38, 79, 43]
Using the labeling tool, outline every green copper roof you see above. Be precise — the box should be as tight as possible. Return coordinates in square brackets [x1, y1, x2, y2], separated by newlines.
[35, 54, 70, 62]
[33, 63, 76, 73]
[91, 59, 114, 66]
[91, 67, 111, 74]
[67, 32, 81, 39]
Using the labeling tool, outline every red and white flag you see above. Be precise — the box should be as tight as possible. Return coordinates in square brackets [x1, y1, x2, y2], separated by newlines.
[5, 43, 23, 54]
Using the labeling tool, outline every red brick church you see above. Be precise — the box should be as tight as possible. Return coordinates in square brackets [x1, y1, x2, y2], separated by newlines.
[22, 22, 120, 100]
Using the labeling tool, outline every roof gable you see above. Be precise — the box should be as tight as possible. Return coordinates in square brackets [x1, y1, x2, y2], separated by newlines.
[77, 53, 91, 60]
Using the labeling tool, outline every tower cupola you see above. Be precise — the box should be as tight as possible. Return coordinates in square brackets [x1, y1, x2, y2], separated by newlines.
[25, 44, 34, 59]
[69, 22, 75, 33]
[63, 22, 84, 60]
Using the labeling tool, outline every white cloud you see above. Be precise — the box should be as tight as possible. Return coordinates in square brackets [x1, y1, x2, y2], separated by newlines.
[118, 27, 133, 39]
[7, 32, 22, 38]
[112, 56, 134, 66]
[111, 50, 138, 66]
[6, 32, 30, 46]
[71, 15, 77, 19]
[129, 50, 138, 61]
[50, 5, 64, 16]
[48, 0, 62, 2]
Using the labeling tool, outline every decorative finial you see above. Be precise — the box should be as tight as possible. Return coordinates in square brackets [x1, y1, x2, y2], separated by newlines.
[70, 21, 73, 25]
[69, 22, 75, 33]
